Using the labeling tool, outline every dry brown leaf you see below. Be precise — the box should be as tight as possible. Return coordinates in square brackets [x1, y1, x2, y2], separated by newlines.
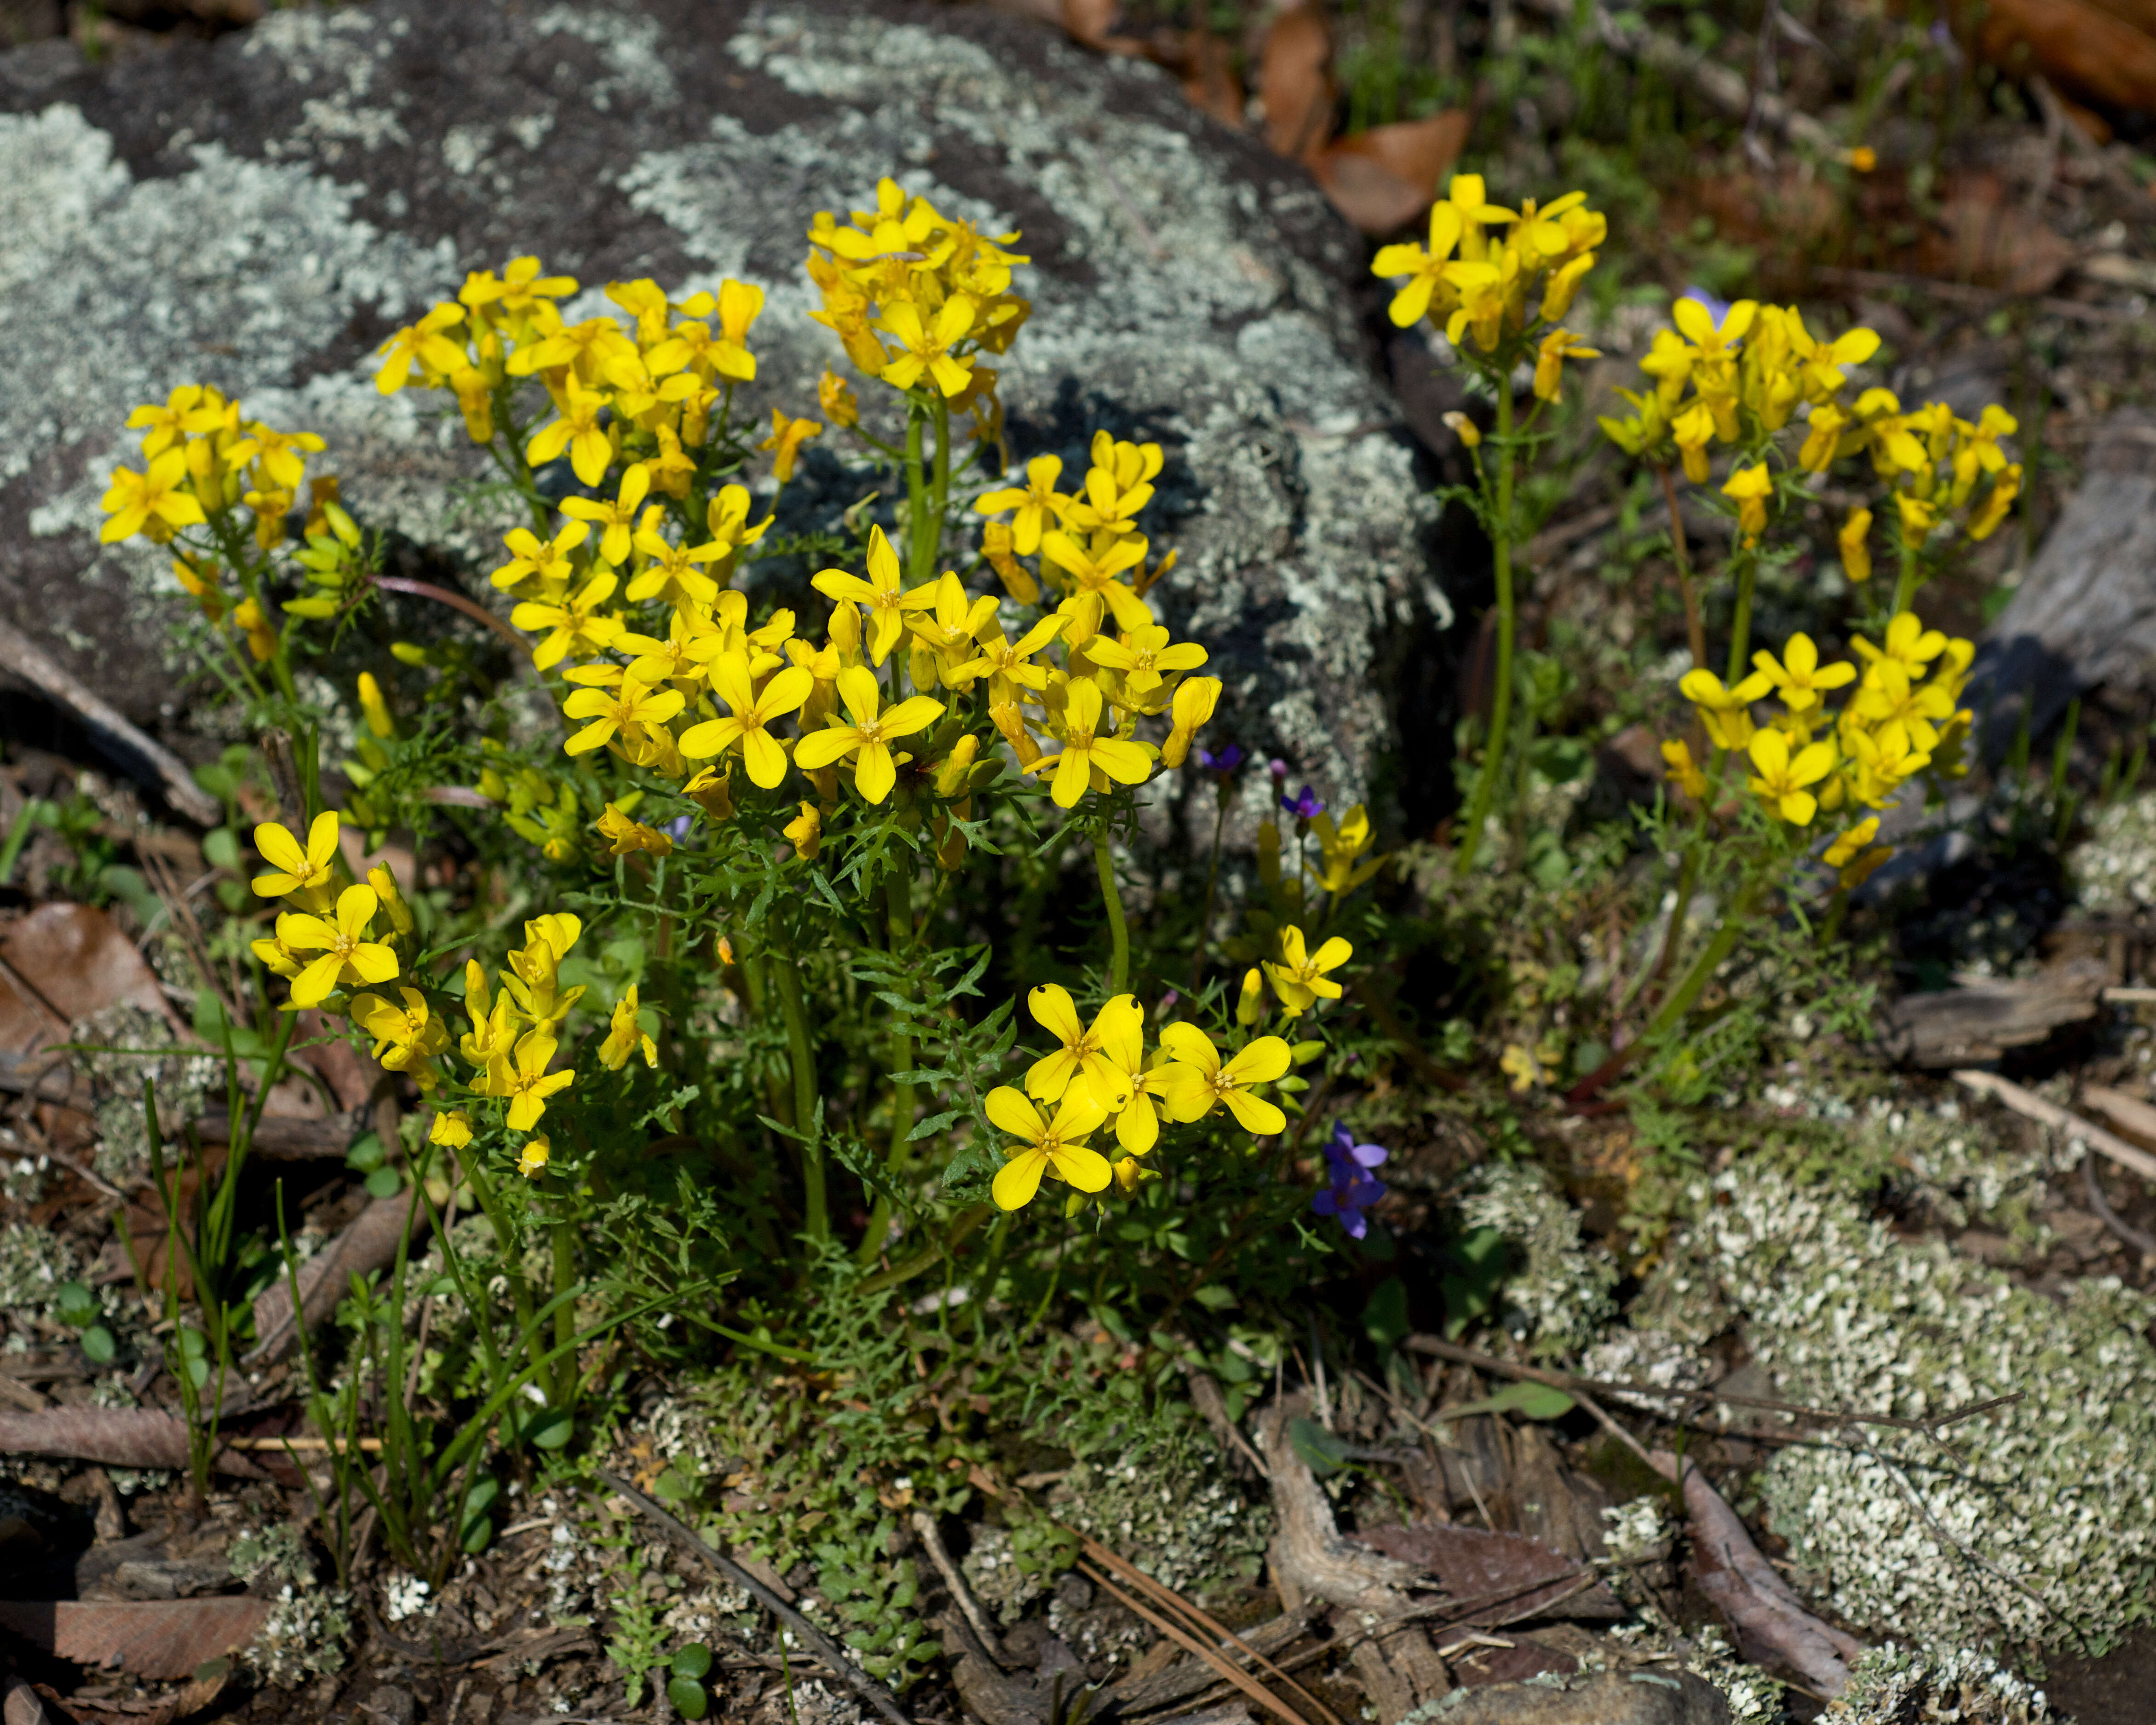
[1332, 111, 1470, 201]
[5, 1672, 63, 1725]
[1357, 1522, 1625, 1620]
[1914, 173, 2076, 295]
[0, 1409, 265, 1479]
[0, 1601, 270, 1682]
[1259, 4, 1334, 162]
[1979, 0, 2156, 115]
[1180, 25, 1246, 127]
[0, 904, 175, 1053]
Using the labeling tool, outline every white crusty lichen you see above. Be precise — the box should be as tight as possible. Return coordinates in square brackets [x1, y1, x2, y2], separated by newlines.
[2070, 787, 2156, 914]
[1642, 1169, 2156, 1652]
[1457, 1161, 1618, 1360]
[1821, 1643, 2052, 1724]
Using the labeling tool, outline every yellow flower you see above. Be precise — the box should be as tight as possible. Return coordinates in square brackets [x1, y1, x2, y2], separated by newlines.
[375, 303, 467, 393]
[1672, 402, 1716, 483]
[1040, 531, 1153, 632]
[1679, 667, 1773, 751]
[489, 522, 589, 593]
[1086, 624, 1207, 696]
[430, 1111, 473, 1150]
[1721, 462, 1773, 546]
[1024, 985, 1139, 1112]
[486, 1028, 575, 1131]
[1444, 410, 1483, 450]
[811, 526, 935, 666]
[357, 671, 395, 740]
[1844, 145, 1878, 172]
[1160, 675, 1222, 769]
[1156, 1025, 1292, 1135]
[1894, 491, 1937, 539]
[1851, 661, 1956, 758]
[525, 382, 615, 487]
[351, 986, 449, 1074]
[595, 803, 674, 857]
[512, 571, 624, 670]
[1661, 738, 1708, 800]
[985, 1085, 1111, 1212]
[1372, 201, 1465, 328]
[1851, 612, 1947, 679]
[878, 295, 977, 397]
[558, 464, 651, 567]
[783, 801, 822, 860]
[278, 883, 399, 1008]
[954, 614, 1067, 702]
[251, 811, 340, 901]
[680, 653, 814, 788]
[1235, 967, 1265, 1027]
[1264, 925, 1352, 1017]
[1026, 677, 1152, 809]
[368, 863, 414, 937]
[1752, 632, 1855, 714]
[792, 664, 944, 804]
[517, 1135, 552, 1179]
[974, 454, 1070, 555]
[1967, 463, 2019, 542]
[100, 450, 208, 544]
[818, 368, 859, 428]
[1823, 816, 1890, 888]
[1499, 1043, 1545, 1093]
[760, 409, 822, 481]
[598, 985, 658, 1070]
[1532, 328, 1599, 402]
[126, 386, 218, 457]
[1313, 804, 1383, 895]
[561, 676, 684, 758]
[1745, 729, 1835, 826]
[1838, 508, 1873, 584]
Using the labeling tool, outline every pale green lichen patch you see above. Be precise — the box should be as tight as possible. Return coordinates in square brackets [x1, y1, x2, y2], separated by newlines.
[2071, 786, 2156, 914]
[1821, 1643, 2053, 1724]
[1459, 1160, 1618, 1360]
[1642, 1169, 2156, 1653]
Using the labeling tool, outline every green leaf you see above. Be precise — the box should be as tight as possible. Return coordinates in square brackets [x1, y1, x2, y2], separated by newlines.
[460, 1514, 494, 1554]
[1363, 1276, 1411, 1352]
[1286, 1416, 1354, 1477]
[364, 1166, 403, 1200]
[80, 1325, 115, 1365]
[525, 1408, 575, 1450]
[346, 1133, 386, 1172]
[907, 1110, 965, 1143]
[671, 1644, 713, 1682]
[1439, 1380, 1575, 1422]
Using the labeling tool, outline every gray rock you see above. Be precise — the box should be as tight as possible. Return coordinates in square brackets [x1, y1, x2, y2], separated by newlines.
[1430, 1669, 1731, 1725]
[0, 0, 1452, 817]
[1969, 410, 2156, 758]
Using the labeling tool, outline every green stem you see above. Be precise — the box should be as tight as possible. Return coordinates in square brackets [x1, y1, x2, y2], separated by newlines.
[1095, 826, 1130, 997]
[1891, 540, 1919, 617]
[1452, 383, 1517, 878]
[1189, 790, 1229, 996]
[452, 1143, 539, 1364]
[1724, 550, 1758, 686]
[549, 1213, 577, 1410]
[771, 959, 827, 1243]
[927, 398, 952, 577]
[904, 402, 932, 584]
[1643, 875, 1769, 1042]
[857, 869, 917, 1266]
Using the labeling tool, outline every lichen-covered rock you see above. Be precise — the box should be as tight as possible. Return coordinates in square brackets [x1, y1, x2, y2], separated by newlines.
[1459, 1161, 1618, 1360]
[0, 0, 1450, 815]
[2070, 785, 2156, 913]
[1643, 1169, 2156, 1654]
[1821, 1644, 2053, 1724]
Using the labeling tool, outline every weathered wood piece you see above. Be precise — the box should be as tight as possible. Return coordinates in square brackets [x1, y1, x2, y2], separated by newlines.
[1880, 958, 2110, 1066]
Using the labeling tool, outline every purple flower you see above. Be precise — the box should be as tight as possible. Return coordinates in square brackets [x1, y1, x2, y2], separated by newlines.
[1313, 1122, 1388, 1239]
[1267, 757, 1290, 785]
[1157, 989, 1181, 1014]
[667, 814, 694, 840]
[1198, 743, 1245, 774]
[1281, 784, 1325, 821]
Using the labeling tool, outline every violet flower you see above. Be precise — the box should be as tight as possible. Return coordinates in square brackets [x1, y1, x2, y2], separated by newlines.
[1198, 742, 1245, 774]
[1312, 1121, 1388, 1240]
[1281, 784, 1325, 821]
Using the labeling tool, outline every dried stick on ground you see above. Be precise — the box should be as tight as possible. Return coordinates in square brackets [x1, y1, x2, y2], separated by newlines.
[1955, 1069, 2156, 1182]
[0, 617, 220, 826]
[2084, 1153, 2156, 1257]
[595, 1471, 914, 1725]
[1650, 1449, 1863, 1697]
[908, 1509, 1006, 1666]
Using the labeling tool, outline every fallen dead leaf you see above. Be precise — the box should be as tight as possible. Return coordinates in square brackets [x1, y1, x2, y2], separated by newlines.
[5, 1672, 62, 1725]
[1313, 112, 1469, 235]
[1357, 1522, 1625, 1620]
[1978, 0, 2156, 115]
[1915, 173, 2076, 294]
[1059, 0, 1147, 55]
[0, 904, 176, 1054]
[1259, 3, 1334, 162]
[0, 1410, 266, 1479]
[0, 1601, 270, 1682]
[1179, 24, 1245, 127]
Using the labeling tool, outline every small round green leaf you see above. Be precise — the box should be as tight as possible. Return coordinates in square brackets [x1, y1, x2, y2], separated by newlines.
[665, 1678, 708, 1719]
[364, 1165, 404, 1199]
[525, 1408, 574, 1450]
[80, 1325, 115, 1366]
[460, 1514, 494, 1554]
[346, 1133, 386, 1172]
[671, 1644, 712, 1681]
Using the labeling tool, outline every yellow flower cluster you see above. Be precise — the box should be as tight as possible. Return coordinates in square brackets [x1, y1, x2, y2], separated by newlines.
[805, 176, 1030, 439]
[99, 385, 345, 664]
[1665, 611, 1973, 881]
[373, 255, 802, 494]
[1372, 174, 1605, 362]
[987, 984, 1294, 1211]
[1598, 297, 2021, 556]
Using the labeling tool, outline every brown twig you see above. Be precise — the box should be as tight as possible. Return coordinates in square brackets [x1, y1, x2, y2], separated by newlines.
[1079, 1562, 1315, 1725]
[1404, 1335, 2022, 1441]
[372, 577, 531, 655]
[2083, 1154, 2156, 1258]
[596, 1471, 914, 1725]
